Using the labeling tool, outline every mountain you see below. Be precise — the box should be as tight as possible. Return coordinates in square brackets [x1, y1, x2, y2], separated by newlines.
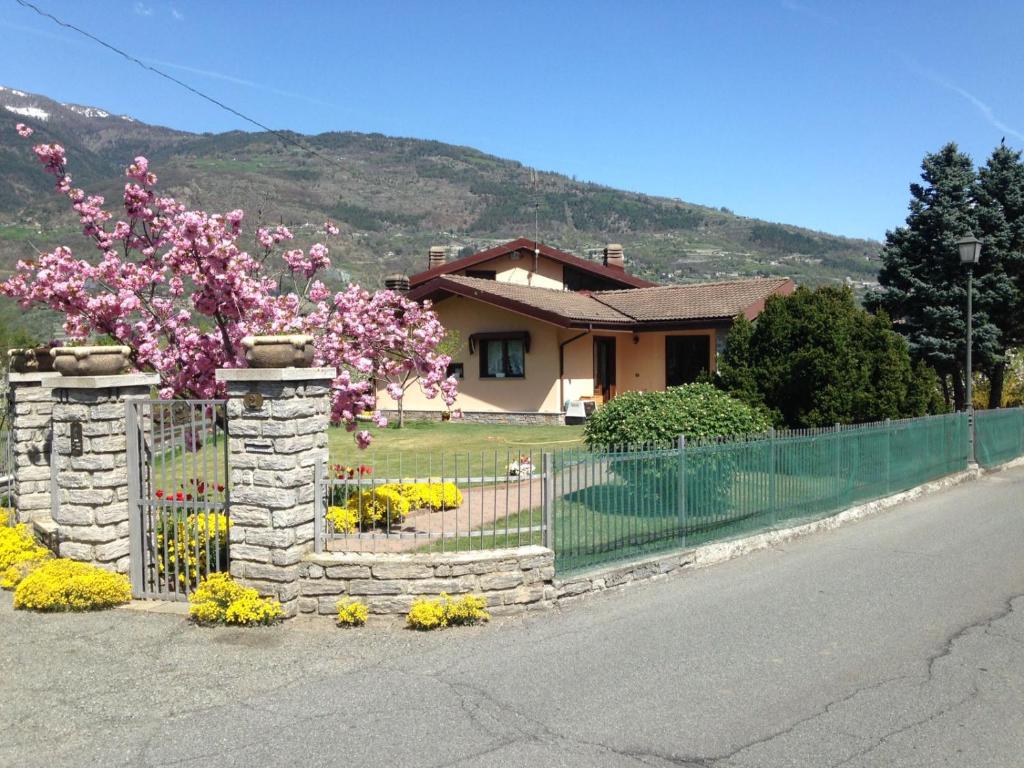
[0, 85, 881, 329]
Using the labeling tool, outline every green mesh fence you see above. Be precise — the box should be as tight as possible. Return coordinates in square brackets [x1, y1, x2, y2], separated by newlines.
[975, 407, 1024, 468]
[553, 412, 969, 574]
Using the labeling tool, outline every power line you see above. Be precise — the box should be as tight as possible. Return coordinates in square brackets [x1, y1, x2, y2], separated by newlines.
[13, 0, 338, 166]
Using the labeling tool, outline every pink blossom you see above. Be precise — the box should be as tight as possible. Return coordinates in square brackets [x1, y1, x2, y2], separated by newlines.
[15, 123, 33, 138]
[0, 142, 459, 448]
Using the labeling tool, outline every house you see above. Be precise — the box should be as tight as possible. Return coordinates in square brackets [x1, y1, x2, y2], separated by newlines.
[390, 238, 794, 424]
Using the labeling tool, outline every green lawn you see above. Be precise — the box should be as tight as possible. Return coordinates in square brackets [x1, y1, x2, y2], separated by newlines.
[413, 506, 545, 553]
[329, 421, 585, 477]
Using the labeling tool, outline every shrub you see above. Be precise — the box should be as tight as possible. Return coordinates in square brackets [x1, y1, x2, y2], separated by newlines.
[0, 524, 51, 590]
[336, 599, 369, 627]
[406, 593, 490, 630]
[155, 512, 231, 590]
[724, 287, 945, 427]
[395, 482, 463, 511]
[444, 594, 489, 626]
[326, 504, 360, 533]
[407, 597, 447, 630]
[13, 559, 131, 611]
[0, 507, 14, 527]
[584, 383, 771, 448]
[188, 572, 283, 626]
[327, 482, 462, 532]
[584, 385, 771, 519]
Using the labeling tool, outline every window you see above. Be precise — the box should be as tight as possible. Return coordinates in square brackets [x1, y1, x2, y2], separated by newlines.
[446, 362, 464, 379]
[465, 269, 497, 280]
[563, 265, 624, 291]
[479, 339, 525, 378]
[665, 335, 710, 386]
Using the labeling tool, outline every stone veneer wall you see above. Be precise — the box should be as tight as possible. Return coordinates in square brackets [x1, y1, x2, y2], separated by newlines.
[8, 373, 60, 524]
[217, 367, 334, 618]
[50, 375, 159, 573]
[380, 409, 564, 426]
[298, 546, 555, 617]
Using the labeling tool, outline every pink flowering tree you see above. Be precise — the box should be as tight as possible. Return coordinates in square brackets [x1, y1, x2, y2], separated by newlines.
[3, 124, 457, 447]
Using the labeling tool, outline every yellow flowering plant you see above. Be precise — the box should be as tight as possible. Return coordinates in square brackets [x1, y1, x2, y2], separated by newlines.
[336, 599, 369, 627]
[326, 482, 463, 533]
[394, 482, 463, 511]
[327, 486, 411, 532]
[188, 572, 283, 626]
[155, 512, 231, 590]
[406, 592, 490, 630]
[0, 523, 51, 590]
[13, 559, 131, 611]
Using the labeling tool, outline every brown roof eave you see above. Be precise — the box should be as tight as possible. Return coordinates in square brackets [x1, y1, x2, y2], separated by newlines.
[570, 318, 737, 332]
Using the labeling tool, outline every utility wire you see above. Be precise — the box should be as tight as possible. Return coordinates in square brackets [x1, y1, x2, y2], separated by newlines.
[13, 0, 338, 166]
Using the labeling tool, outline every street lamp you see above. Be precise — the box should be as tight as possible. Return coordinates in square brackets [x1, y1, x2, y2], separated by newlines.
[957, 231, 982, 465]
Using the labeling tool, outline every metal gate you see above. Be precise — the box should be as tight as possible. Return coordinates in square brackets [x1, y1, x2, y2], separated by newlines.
[127, 399, 229, 600]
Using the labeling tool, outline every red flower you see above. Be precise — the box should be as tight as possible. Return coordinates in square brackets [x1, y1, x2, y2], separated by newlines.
[216, 484, 225, 492]
[155, 489, 164, 499]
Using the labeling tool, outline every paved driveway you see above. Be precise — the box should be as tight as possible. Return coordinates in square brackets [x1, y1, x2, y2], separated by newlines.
[2, 467, 1023, 767]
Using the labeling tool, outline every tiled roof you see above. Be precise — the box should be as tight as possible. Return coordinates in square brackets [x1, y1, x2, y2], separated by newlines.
[442, 276, 632, 323]
[594, 278, 795, 321]
[409, 275, 794, 327]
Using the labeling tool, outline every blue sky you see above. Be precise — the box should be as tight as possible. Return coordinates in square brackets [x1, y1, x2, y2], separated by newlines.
[2, 0, 1023, 241]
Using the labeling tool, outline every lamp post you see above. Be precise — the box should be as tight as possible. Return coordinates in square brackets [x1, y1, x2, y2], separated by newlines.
[957, 231, 982, 465]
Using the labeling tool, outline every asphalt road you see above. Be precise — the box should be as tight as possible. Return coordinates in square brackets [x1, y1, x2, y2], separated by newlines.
[2, 467, 1023, 768]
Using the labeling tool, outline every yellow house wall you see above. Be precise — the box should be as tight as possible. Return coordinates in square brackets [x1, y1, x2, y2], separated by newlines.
[389, 296, 722, 414]
[392, 296, 565, 414]
[559, 330, 595, 403]
[616, 329, 718, 392]
[455, 252, 565, 290]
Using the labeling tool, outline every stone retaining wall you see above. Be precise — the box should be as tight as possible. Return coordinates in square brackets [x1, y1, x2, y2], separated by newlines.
[298, 546, 555, 618]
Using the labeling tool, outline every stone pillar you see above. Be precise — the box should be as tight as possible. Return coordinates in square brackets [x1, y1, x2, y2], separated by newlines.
[51, 373, 159, 572]
[7, 372, 61, 524]
[216, 367, 334, 617]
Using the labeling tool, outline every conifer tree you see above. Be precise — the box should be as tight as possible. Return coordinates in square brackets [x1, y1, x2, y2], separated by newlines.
[973, 143, 1024, 406]
[866, 143, 1001, 410]
[718, 286, 940, 427]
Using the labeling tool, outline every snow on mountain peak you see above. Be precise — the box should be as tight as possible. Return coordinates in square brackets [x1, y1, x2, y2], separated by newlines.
[64, 104, 111, 119]
[4, 105, 49, 121]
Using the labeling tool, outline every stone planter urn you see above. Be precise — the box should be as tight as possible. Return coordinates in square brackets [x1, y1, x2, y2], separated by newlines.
[51, 345, 131, 376]
[241, 335, 315, 368]
[8, 346, 56, 373]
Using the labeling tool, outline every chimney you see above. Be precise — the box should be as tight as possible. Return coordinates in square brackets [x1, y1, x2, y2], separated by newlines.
[384, 273, 410, 293]
[603, 243, 625, 270]
[428, 246, 446, 270]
